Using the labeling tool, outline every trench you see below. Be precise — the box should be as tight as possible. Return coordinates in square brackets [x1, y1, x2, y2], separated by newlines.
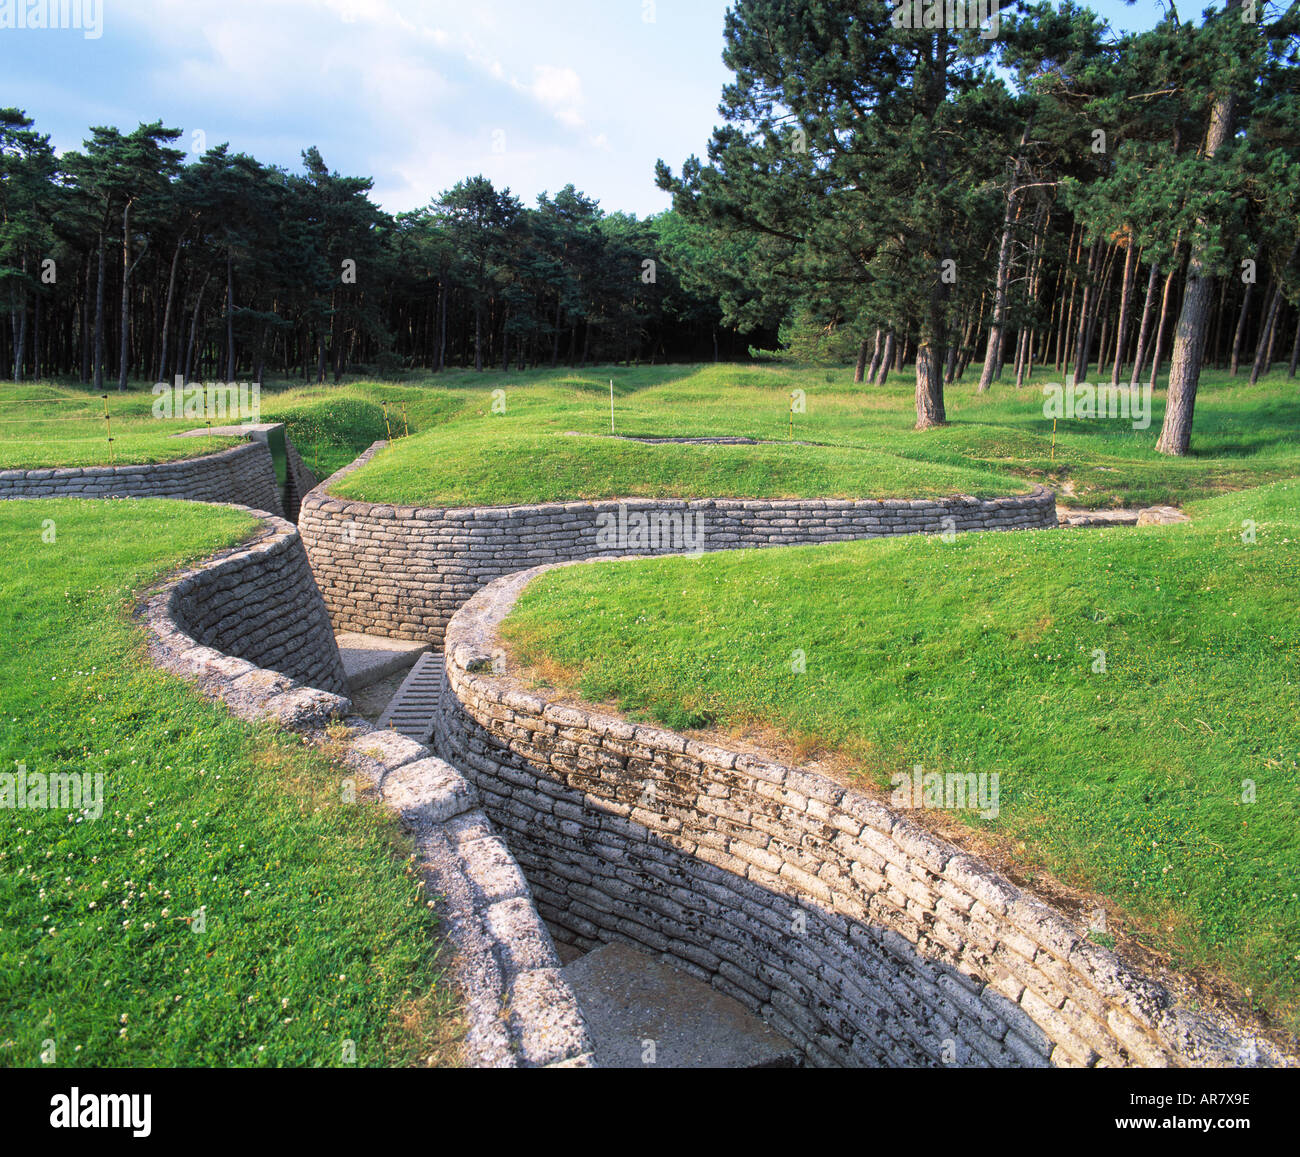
[296, 450, 1279, 1069]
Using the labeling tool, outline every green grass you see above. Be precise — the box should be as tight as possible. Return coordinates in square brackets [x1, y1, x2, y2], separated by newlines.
[501, 480, 1300, 1032]
[328, 364, 1300, 508]
[0, 383, 243, 468]
[0, 499, 460, 1067]
[4, 363, 1299, 508]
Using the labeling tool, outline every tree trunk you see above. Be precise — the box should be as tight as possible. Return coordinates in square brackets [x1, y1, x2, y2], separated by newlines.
[1249, 255, 1293, 385]
[866, 329, 882, 382]
[854, 338, 870, 384]
[80, 251, 92, 383]
[12, 298, 27, 382]
[1228, 256, 1258, 375]
[118, 199, 136, 392]
[1129, 259, 1161, 387]
[977, 162, 1023, 393]
[1014, 327, 1030, 388]
[1110, 240, 1140, 386]
[93, 228, 107, 391]
[184, 272, 211, 383]
[1157, 91, 1237, 456]
[1288, 311, 1300, 378]
[225, 246, 236, 381]
[437, 278, 448, 372]
[157, 232, 184, 382]
[1149, 253, 1182, 390]
[1247, 286, 1279, 385]
[1086, 241, 1116, 380]
[876, 330, 894, 385]
[32, 289, 41, 381]
[914, 287, 949, 430]
[1069, 239, 1101, 382]
[1059, 232, 1082, 376]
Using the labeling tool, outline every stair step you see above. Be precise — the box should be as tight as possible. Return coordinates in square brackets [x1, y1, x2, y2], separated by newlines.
[377, 652, 445, 744]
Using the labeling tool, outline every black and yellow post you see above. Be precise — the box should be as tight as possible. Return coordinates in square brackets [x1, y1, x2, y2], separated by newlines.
[102, 394, 114, 464]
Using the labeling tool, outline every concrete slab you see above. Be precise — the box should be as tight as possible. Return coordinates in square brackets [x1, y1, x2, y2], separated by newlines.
[1058, 504, 1189, 529]
[1137, 505, 1191, 526]
[561, 942, 800, 1068]
[176, 423, 283, 438]
[1057, 507, 1140, 528]
[335, 632, 430, 692]
[351, 669, 407, 723]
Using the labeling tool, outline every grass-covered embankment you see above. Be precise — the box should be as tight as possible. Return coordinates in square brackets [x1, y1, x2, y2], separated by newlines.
[0, 499, 460, 1066]
[6, 363, 1299, 509]
[501, 481, 1300, 1032]
[325, 364, 1300, 509]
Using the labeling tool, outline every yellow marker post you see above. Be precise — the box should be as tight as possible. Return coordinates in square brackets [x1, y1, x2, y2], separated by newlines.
[382, 401, 392, 441]
[1051, 417, 1058, 463]
[402, 403, 409, 438]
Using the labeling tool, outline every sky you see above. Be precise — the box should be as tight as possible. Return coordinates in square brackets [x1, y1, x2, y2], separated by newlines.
[2, 0, 1173, 220]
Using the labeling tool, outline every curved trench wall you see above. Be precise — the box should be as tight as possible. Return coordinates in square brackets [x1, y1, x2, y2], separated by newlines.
[139, 506, 594, 1067]
[160, 507, 350, 698]
[299, 442, 1059, 645]
[436, 564, 1289, 1069]
[0, 439, 285, 516]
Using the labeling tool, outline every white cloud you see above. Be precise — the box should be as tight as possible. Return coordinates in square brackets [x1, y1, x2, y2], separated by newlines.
[69, 0, 726, 216]
[514, 65, 586, 130]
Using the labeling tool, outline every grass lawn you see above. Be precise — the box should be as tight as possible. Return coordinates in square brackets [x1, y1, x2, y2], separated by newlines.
[325, 364, 1300, 508]
[0, 499, 460, 1067]
[500, 480, 1300, 1033]
[3, 363, 1298, 509]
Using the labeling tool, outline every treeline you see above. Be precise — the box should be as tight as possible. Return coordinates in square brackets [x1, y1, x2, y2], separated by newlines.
[0, 114, 760, 391]
[657, 0, 1300, 454]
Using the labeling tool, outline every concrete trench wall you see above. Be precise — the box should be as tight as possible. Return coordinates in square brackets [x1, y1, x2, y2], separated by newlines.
[298, 441, 1059, 646]
[435, 564, 1290, 1069]
[0, 439, 285, 516]
[137, 505, 594, 1068]
[163, 509, 350, 698]
[43, 436, 1286, 1068]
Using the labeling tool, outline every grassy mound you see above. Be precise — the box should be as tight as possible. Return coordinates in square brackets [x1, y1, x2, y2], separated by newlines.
[501, 480, 1300, 1032]
[0, 499, 459, 1066]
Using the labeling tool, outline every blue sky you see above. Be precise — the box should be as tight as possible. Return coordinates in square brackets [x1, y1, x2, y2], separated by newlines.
[2, 1, 1174, 219]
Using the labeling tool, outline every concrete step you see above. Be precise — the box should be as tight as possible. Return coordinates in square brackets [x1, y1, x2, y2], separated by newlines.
[335, 632, 430, 693]
[377, 652, 445, 745]
[561, 941, 800, 1068]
